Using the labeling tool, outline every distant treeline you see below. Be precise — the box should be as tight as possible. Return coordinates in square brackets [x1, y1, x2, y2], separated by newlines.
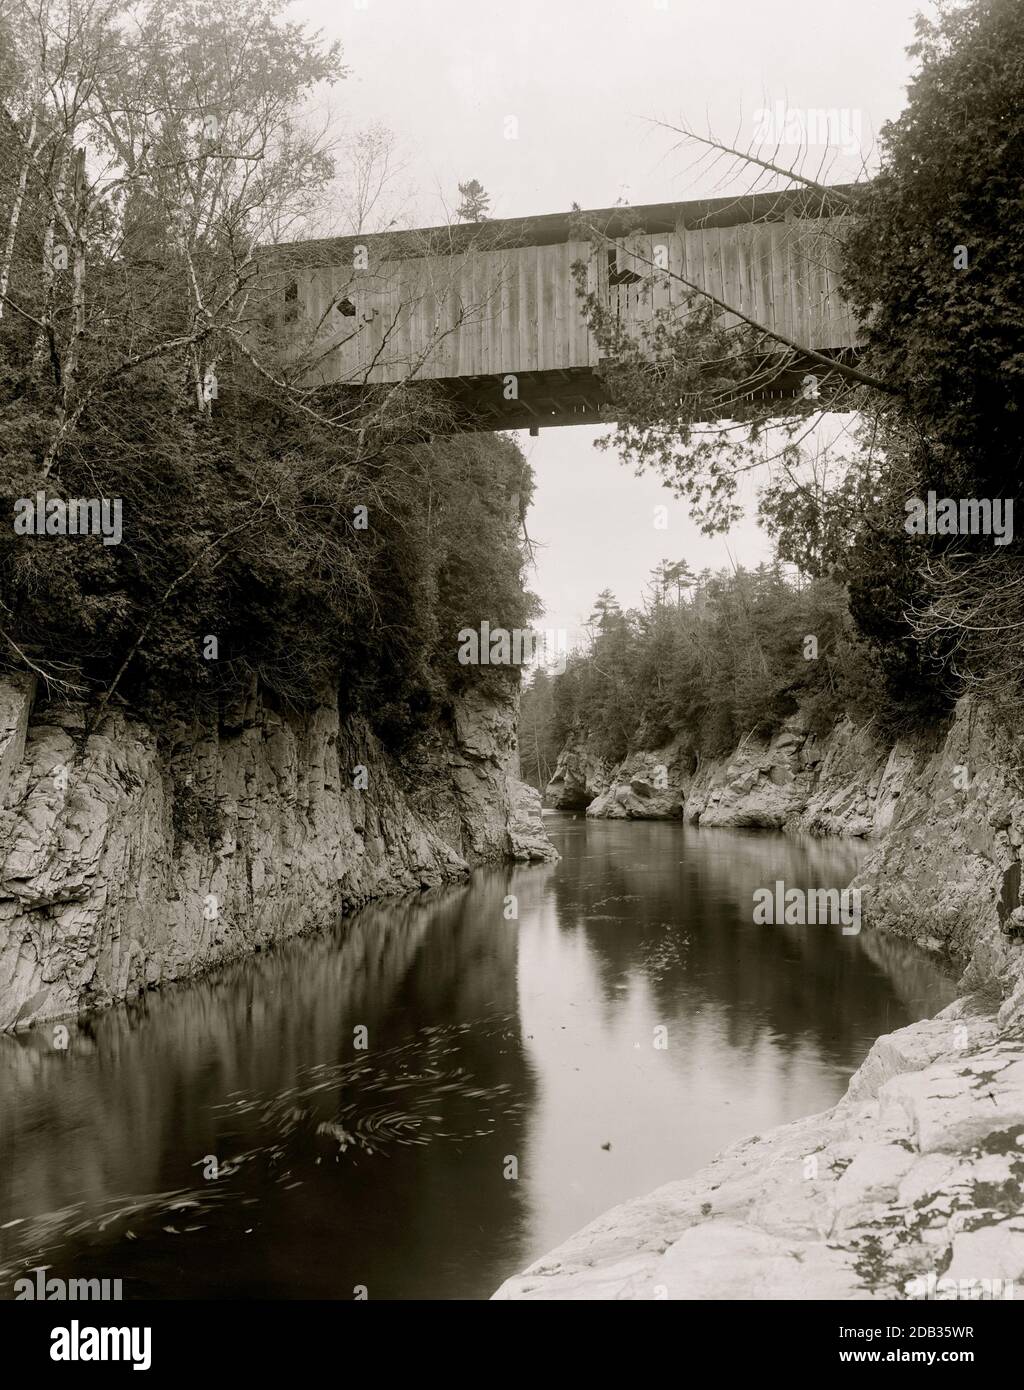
[519, 568, 901, 791]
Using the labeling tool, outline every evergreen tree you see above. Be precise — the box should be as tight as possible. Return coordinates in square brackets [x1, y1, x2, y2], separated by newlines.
[456, 178, 490, 222]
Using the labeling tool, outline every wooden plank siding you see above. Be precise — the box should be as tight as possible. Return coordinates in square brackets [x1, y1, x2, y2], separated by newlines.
[293, 215, 858, 389]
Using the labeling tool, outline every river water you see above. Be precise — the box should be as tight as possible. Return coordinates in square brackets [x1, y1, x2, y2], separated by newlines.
[0, 816, 957, 1300]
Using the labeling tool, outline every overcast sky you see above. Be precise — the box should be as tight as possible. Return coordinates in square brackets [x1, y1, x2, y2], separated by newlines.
[297, 0, 925, 642]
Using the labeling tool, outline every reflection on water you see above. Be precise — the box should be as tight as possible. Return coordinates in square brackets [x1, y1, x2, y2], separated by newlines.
[0, 818, 957, 1299]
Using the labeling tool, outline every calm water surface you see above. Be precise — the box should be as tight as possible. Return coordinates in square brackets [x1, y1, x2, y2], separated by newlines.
[0, 817, 957, 1299]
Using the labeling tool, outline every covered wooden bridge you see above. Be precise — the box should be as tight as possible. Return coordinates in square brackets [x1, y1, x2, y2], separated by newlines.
[272, 187, 861, 431]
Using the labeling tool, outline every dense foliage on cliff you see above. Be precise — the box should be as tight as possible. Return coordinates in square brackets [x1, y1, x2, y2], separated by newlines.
[0, 400, 537, 740]
[518, 566, 893, 788]
[842, 0, 1024, 500]
[760, 0, 1024, 715]
[836, 0, 1024, 700]
[0, 0, 536, 743]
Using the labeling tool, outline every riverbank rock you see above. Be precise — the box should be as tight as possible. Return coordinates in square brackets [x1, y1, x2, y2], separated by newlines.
[680, 711, 920, 836]
[585, 735, 691, 819]
[508, 777, 555, 860]
[492, 992, 1024, 1300]
[544, 732, 612, 810]
[686, 714, 825, 828]
[0, 676, 556, 1030]
[580, 709, 904, 832]
[851, 700, 1024, 991]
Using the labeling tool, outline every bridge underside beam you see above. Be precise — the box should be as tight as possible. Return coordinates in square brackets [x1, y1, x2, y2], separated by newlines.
[313, 350, 864, 435]
[444, 367, 607, 430]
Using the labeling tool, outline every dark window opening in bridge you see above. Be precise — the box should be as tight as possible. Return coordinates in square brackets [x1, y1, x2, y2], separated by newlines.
[334, 297, 357, 317]
[284, 279, 298, 302]
[607, 248, 642, 287]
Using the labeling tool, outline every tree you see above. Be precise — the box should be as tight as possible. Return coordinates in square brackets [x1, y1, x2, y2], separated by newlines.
[456, 178, 490, 222]
[838, 0, 1024, 702]
[525, 564, 887, 775]
[519, 666, 561, 791]
[648, 559, 695, 606]
[0, 0, 538, 734]
[588, 589, 621, 631]
[0, 0, 349, 457]
[842, 0, 1024, 499]
[333, 121, 412, 235]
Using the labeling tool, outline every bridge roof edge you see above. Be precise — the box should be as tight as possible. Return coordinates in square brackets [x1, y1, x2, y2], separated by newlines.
[266, 183, 861, 268]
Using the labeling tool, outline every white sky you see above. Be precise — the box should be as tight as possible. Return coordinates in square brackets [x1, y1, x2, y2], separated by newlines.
[296, 0, 924, 638]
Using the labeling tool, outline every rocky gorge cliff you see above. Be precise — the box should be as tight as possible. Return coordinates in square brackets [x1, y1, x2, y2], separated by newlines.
[546, 708, 911, 831]
[547, 699, 1024, 974]
[501, 699, 1024, 1299]
[0, 675, 555, 1031]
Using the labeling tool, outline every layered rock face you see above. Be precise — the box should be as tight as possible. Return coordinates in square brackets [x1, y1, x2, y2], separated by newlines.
[554, 700, 1024, 979]
[0, 677, 555, 1031]
[571, 710, 908, 832]
[585, 735, 693, 819]
[544, 733, 612, 810]
[686, 714, 898, 832]
[685, 699, 1024, 1012]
